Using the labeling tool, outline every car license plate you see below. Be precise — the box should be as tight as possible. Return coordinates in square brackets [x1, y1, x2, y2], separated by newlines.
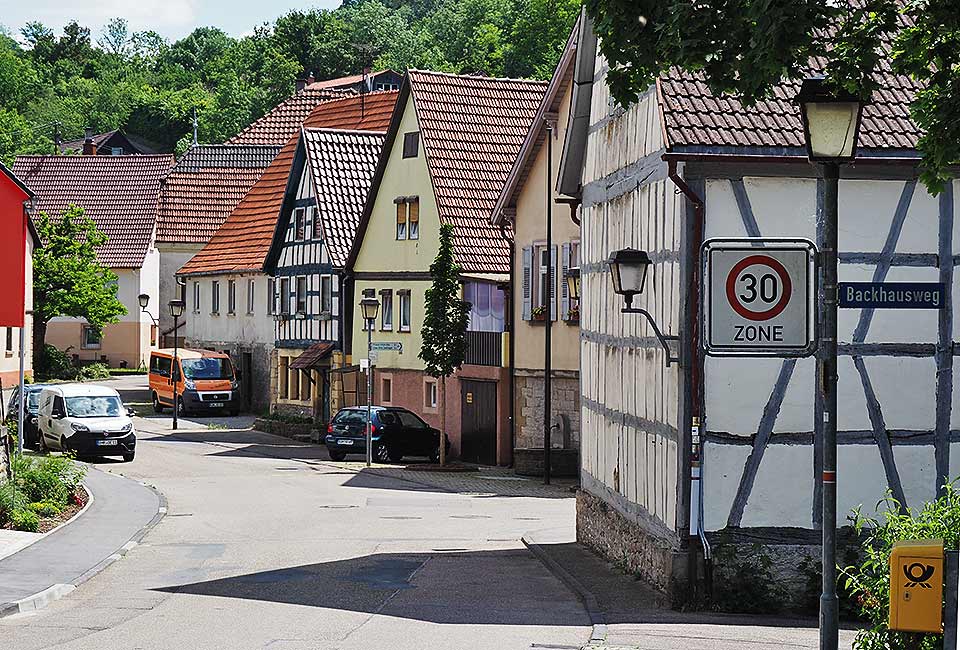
[209, 403, 224, 408]
[96, 439, 118, 446]
[337, 439, 354, 445]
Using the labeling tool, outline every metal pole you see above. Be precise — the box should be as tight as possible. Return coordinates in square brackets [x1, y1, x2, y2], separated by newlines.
[820, 161, 840, 650]
[543, 121, 554, 485]
[366, 319, 373, 467]
[17, 326, 25, 456]
[172, 314, 179, 431]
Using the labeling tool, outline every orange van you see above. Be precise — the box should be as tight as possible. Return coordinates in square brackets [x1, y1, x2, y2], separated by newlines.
[149, 349, 242, 416]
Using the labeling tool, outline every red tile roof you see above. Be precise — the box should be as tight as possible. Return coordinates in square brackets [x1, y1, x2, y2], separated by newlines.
[179, 91, 398, 276]
[156, 144, 280, 245]
[408, 71, 547, 273]
[302, 129, 384, 268]
[227, 87, 352, 146]
[12, 154, 174, 268]
[307, 70, 395, 90]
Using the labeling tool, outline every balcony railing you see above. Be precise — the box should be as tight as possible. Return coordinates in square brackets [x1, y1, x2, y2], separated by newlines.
[464, 330, 503, 367]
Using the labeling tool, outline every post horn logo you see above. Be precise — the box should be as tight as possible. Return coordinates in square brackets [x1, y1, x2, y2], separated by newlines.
[903, 562, 936, 588]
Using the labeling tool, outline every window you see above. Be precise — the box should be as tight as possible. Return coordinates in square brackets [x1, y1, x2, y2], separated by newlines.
[179, 280, 187, 305]
[296, 276, 308, 314]
[381, 376, 393, 404]
[321, 276, 333, 314]
[380, 289, 393, 330]
[424, 379, 438, 410]
[278, 356, 289, 399]
[537, 246, 550, 309]
[81, 326, 101, 349]
[398, 290, 411, 332]
[5, 328, 12, 352]
[569, 240, 580, 270]
[408, 197, 419, 240]
[395, 198, 407, 240]
[294, 207, 306, 241]
[211, 280, 221, 314]
[402, 131, 419, 158]
[193, 282, 201, 313]
[150, 354, 172, 377]
[267, 279, 276, 315]
[280, 277, 291, 315]
[227, 280, 237, 314]
[376, 82, 399, 91]
[247, 279, 255, 314]
[312, 206, 322, 239]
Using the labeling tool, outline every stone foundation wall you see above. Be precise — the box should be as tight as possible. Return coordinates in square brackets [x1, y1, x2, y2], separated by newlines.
[576, 488, 686, 596]
[515, 370, 580, 449]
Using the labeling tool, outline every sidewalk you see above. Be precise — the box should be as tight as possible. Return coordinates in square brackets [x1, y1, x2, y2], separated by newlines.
[523, 527, 860, 650]
[0, 465, 164, 617]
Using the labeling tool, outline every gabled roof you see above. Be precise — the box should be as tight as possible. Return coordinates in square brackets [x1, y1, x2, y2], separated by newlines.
[157, 144, 280, 245]
[11, 154, 174, 268]
[267, 129, 384, 271]
[0, 160, 40, 245]
[307, 70, 398, 90]
[179, 91, 398, 277]
[350, 71, 547, 275]
[59, 130, 165, 155]
[492, 17, 579, 225]
[228, 87, 353, 146]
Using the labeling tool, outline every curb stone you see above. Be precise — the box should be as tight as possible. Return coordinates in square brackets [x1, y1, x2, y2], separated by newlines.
[0, 466, 167, 619]
[521, 534, 607, 645]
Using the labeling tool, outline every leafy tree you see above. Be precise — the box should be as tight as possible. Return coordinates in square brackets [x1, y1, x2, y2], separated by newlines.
[31, 206, 126, 372]
[585, 0, 959, 193]
[505, 0, 581, 78]
[419, 224, 470, 465]
[98, 18, 131, 57]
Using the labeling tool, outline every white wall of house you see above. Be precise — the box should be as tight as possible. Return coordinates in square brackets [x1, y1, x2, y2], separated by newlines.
[186, 273, 275, 347]
[158, 242, 203, 335]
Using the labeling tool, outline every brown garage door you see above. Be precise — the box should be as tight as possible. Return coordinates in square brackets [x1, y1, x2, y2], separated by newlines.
[460, 380, 497, 465]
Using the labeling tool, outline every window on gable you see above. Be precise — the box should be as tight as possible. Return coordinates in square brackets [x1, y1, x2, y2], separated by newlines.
[395, 198, 407, 240]
[227, 280, 237, 314]
[402, 132, 419, 158]
[311, 206, 322, 239]
[408, 197, 419, 240]
[294, 207, 306, 241]
[280, 277, 291, 315]
[211, 280, 220, 314]
[380, 289, 393, 331]
[296, 276, 308, 314]
[321, 275, 332, 313]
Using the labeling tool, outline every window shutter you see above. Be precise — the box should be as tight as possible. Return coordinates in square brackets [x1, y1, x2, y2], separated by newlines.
[550, 244, 558, 321]
[521, 246, 532, 321]
[560, 242, 570, 321]
[409, 199, 419, 224]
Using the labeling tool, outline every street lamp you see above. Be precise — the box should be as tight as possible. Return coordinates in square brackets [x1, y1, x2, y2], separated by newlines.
[608, 248, 678, 366]
[137, 293, 159, 328]
[797, 75, 864, 650]
[360, 294, 380, 467]
[168, 299, 185, 431]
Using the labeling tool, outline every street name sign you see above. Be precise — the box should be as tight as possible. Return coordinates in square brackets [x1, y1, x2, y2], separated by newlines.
[839, 282, 945, 310]
[370, 341, 402, 353]
[703, 238, 817, 356]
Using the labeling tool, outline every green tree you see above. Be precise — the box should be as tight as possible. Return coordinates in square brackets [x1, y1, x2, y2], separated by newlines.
[505, 0, 581, 79]
[32, 206, 126, 373]
[585, 0, 959, 193]
[419, 224, 470, 465]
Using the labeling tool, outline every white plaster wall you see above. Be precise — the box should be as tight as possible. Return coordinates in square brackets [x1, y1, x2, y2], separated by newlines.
[186, 274, 275, 349]
[703, 176, 958, 531]
[158, 243, 202, 333]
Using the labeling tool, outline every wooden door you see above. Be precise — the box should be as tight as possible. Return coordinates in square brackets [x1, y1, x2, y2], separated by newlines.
[460, 380, 497, 465]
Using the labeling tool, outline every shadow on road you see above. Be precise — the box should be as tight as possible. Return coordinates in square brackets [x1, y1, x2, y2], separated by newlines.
[154, 549, 590, 626]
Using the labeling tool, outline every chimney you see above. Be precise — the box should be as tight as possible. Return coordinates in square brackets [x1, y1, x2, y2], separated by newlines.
[82, 127, 97, 156]
[296, 77, 307, 92]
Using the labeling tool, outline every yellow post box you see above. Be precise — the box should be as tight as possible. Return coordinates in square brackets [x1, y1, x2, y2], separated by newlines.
[889, 539, 944, 633]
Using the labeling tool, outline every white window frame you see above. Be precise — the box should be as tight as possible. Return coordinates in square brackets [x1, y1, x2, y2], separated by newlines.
[280, 277, 291, 315]
[227, 279, 237, 315]
[211, 280, 220, 314]
[423, 378, 438, 412]
[295, 276, 308, 315]
[81, 325, 101, 350]
[247, 279, 255, 314]
[398, 290, 411, 332]
[294, 207, 306, 242]
[193, 281, 200, 314]
[267, 278, 276, 315]
[321, 275, 333, 314]
[380, 289, 393, 331]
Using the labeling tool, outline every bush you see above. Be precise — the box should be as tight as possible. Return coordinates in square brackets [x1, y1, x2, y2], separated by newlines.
[0, 481, 27, 525]
[38, 344, 76, 380]
[28, 500, 62, 517]
[841, 484, 960, 650]
[11, 454, 86, 507]
[77, 363, 111, 380]
[10, 509, 40, 532]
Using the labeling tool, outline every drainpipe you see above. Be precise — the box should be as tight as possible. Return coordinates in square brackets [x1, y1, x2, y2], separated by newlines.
[667, 159, 711, 598]
[498, 220, 516, 465]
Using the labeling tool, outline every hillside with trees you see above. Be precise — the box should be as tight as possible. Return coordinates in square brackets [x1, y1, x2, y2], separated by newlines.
[0, 0, 579, 164]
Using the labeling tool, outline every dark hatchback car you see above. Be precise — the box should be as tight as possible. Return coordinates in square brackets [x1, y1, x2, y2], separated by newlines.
[325, 406, 450, 463]
[6, 384, 49, 449]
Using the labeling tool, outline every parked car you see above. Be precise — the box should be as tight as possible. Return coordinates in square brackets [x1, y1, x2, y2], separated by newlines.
[149, 348, 242, 416]
[6, 383, 50, 449]
[324, 406, 450, 463]
[37, 384, 136, 461]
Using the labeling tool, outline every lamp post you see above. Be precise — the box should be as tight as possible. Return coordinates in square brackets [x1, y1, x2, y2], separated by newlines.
[168, 299, 185, 431]
[360, 294, 380, 467]
[544, 119, 554, 485]
[138, 293, 160, 328]
[608, 248, 680, 366]
[797, 76, 864, 650]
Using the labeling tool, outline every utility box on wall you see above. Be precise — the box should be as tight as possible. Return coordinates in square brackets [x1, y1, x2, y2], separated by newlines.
[889, 539, 944, 634]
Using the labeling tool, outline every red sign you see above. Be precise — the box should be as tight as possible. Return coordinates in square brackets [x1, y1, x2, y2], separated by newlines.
[724, 254, 792, 321]
[0, 167, 31, 327]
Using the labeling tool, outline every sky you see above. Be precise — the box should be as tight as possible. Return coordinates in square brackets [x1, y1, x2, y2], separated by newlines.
[0, 0, 342, 42]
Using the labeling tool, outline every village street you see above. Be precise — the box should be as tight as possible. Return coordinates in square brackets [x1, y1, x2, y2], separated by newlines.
[0, 396, 593, 650]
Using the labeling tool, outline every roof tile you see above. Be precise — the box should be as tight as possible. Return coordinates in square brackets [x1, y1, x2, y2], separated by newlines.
[227, 87, 352, 146]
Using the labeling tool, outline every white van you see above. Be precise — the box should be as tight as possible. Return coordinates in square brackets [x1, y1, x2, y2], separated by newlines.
[37, 384, 137, 462]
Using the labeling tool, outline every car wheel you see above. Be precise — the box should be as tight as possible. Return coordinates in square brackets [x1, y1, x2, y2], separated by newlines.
[122, 451, 135, 462]
[38, 431, 49, 453]
[328, 450, 346, 462]
[60, 436, 69, 454]
[375, 443, 391, 464]
[388, 448, 404, 463]
[152, 392, 165, 414]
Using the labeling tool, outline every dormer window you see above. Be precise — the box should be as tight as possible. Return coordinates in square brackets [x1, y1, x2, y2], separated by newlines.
[402, 132, 419, 158]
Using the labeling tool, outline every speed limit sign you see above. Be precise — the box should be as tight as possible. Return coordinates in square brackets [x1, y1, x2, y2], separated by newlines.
[703, 239, 817, 356]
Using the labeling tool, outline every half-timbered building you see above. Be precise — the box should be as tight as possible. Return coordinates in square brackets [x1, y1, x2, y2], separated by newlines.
[560, 12, 959, 601]
[264, 128, 384, 421]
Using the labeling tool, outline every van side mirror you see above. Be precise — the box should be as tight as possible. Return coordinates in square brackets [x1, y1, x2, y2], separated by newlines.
[127, 407, 136, 417]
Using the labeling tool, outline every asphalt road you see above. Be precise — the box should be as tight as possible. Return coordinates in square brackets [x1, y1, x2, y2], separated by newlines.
[1, 383, 590, 650]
